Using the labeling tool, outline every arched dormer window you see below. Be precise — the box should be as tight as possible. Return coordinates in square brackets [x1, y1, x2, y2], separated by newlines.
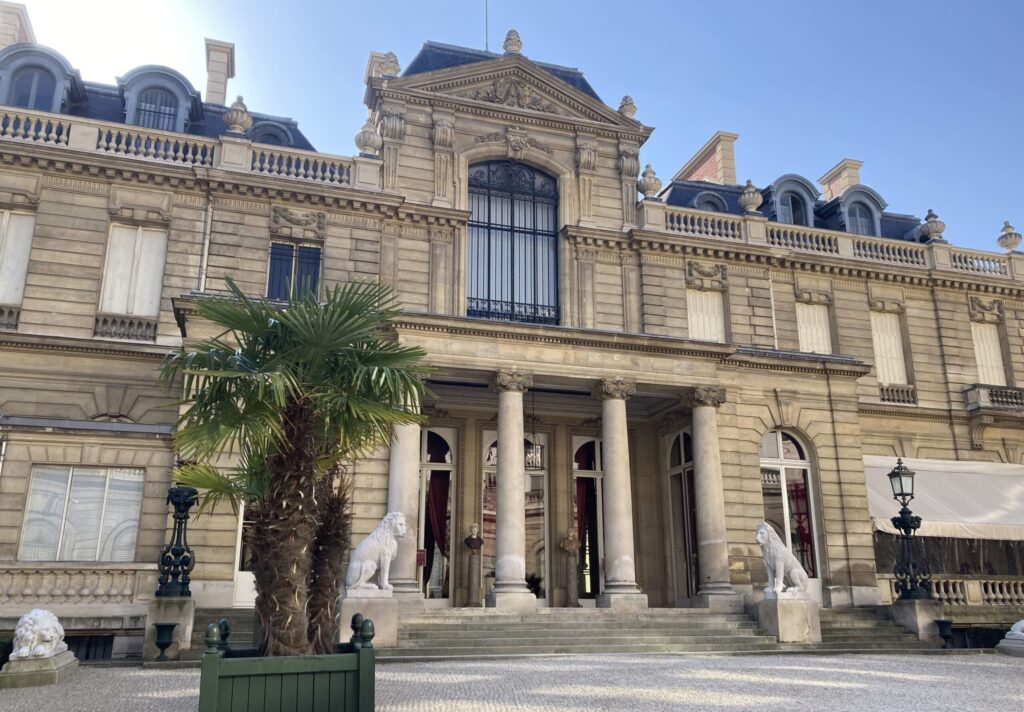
[0, 44, 83, 114]
[847, 202, 873, 235]
[770, 175, 819, 228]
[248, 120, 293, 147]
[11, 67, 55, 110]
[692, 191, 727, 213]
[779, 192, 806, 226]
[119, 65, 201, 134]
[837, 185, 886, 237]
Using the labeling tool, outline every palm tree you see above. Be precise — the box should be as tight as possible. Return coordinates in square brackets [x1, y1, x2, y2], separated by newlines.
[161, 278, 425, 656]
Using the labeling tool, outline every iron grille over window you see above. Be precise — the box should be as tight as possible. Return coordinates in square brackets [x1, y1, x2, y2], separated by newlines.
[135, 88, 178, 131]
[468, 161, 559, 325]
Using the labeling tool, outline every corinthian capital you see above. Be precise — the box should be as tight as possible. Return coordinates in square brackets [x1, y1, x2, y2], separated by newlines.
[597, 377, 636, 400]
[685, 386, 726, 408]
[493, 370, 533, 392]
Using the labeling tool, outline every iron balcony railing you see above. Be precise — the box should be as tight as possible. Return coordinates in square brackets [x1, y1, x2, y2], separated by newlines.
[467, 298, 559, 325]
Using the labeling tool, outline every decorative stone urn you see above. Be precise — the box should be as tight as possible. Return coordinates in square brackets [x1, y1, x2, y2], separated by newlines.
[618, 95, 637, 119]
[503, 29, 522, 54]
[222, 96, 252, 134]
[997, 221, 1022, 252]
[354, 116, 383, 156]
[637, 164, 662, 199]
[739, 180, 763, 213]
[919, 209, 946, 243]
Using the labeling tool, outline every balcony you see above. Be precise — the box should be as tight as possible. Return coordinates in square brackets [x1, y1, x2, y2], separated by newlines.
[94, 314, 159, 341]
[466, 298, 559, 325]
[964, 383, 1024, 448]
[879, 384, 917, 405]
[0, 304, 18, 330]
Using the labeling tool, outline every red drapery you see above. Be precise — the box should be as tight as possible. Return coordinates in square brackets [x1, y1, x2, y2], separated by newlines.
[427, 471, 450, 557]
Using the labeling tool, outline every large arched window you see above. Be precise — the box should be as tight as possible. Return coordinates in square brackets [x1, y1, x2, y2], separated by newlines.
[135, 88, 178, 131]
[467, 161, 559, 325]
[10, 67, 55, 110]
[759, 430, 818, 578]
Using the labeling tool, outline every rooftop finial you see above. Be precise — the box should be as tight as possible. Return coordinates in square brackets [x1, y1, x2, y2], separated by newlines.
[503, 29, 522, 54]
[998, 221, 1022, 252]
[223, 96, 252, 133]
[919, 209, 946, 244]
[739, 180, 763, 213]
[638, 164, 662, 199]
[379, 52, 400, 77]
[618, 95, 637, 119]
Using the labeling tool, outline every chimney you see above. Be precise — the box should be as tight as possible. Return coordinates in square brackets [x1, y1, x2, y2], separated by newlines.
[672, 131, 738, 185]
[204, 38, 235, 105]
[819, 159, 863, 200]
[0, 2, 34, 50]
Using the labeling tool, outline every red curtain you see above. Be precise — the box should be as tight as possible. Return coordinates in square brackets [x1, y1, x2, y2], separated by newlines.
[427, 471, 450, 558]
[576, 477, 587, 542]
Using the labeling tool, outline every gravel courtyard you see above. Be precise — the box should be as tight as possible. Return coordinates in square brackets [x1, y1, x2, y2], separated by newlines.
[2, 654, 1021, 711]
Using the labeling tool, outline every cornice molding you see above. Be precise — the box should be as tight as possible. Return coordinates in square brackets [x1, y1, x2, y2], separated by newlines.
[0, 333, 168, 360]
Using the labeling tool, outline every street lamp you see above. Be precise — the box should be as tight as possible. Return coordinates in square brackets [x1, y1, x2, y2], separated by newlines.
[887, 458, 932, 600]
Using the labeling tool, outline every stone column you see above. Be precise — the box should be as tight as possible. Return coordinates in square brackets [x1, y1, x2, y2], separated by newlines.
[596, 378, 648, 609]
[487, 371, 537, 611]
[688, 386, 740, 610]
[386, 420, 423, 602]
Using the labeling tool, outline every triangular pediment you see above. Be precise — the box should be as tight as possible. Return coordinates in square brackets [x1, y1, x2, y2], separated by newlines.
[385, 54, 643, 130]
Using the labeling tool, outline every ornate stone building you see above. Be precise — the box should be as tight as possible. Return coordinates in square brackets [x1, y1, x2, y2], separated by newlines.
[0, 4, 1021, 654]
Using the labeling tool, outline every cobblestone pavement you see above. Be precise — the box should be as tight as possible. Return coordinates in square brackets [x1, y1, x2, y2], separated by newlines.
[2, 654, 1022, 711]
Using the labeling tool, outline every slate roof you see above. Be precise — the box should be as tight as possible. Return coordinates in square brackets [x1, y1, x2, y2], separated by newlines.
[404, 41, 602, 102]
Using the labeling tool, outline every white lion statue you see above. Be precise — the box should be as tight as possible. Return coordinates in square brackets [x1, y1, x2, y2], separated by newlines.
[10, 609, 68, 660]
[1007, 620, 1024, 641]
[345, 511, 407, 591]
[755, 522, 810, 597]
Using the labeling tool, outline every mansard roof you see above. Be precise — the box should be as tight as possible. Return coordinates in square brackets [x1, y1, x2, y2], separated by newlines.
[404, 41, 601, 101]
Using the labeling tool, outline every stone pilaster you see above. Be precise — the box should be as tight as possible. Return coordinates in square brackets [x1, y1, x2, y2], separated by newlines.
[379, 101, 405, 193]
[431, 111, 455, 207]
[618, 141, 639, 229]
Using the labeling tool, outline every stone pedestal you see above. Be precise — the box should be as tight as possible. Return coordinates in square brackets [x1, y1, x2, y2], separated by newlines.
[339, 592, 398, 648]
[465, 526, 484, 608]
[143, 596, 196, 661]
[691, 592, 745, 613]
[0, 650, 78, 689]
[892, 598, 943, 641]
[996, 638, 1024, 657]
[757, 595, 821, 643]
[596, 592, 649, 610]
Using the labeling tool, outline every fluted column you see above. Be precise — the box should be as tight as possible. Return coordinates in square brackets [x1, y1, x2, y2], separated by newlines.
[689, 386, 737, 602]
[386, 419, 422, 601]
[487, 371, 537, 611]
[596, 378, 648, 609]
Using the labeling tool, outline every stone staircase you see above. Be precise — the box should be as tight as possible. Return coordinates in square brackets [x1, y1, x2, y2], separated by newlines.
[182, 607, 259, 660]
[787, 606, 940, 653]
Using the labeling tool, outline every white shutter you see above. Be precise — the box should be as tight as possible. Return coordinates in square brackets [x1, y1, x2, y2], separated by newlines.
[687, 289, 725, 342]
[0, 211, 35, 305]
[99, 225, 138, 314]
[870, 311, 907, 385]
[971, 322, 1006, 386]
[796, 302, 833, 354]
[132, 228, 167, 316]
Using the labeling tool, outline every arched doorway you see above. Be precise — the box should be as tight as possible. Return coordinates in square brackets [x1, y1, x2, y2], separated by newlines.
[572, 436, 604, 603]
[419, 428, 456, 602]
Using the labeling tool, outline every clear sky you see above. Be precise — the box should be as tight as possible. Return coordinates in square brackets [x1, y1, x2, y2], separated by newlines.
[21, 0, 1023, 252]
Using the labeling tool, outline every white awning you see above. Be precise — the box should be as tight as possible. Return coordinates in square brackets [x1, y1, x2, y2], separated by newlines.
[864, 456, 1024, 540]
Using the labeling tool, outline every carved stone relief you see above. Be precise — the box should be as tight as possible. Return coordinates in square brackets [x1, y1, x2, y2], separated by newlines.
[685, 261, 727, 291]
[969, 296, 1004, 324]
[270, 205, 326, 240]
[453, 77, 564, 115]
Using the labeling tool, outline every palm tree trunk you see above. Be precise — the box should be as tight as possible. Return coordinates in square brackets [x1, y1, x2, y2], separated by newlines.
[307, 464, 352, 654]
[250, 401, 319, 656]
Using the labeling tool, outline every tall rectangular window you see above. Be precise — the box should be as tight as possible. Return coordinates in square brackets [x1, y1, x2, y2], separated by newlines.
[0, 210, 36, 306]
[971, 322, 1007, 386]
[870, 311, 908, 385]
[796, 302, 833, 354]
[19, 465, 145, 562]
[99, 224, 167, 317]
[686, 288, 725, 342]
[267, 242, 321, 300]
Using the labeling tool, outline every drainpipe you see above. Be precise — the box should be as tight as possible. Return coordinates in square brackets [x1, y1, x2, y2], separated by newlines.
[195, 167, 213, 293]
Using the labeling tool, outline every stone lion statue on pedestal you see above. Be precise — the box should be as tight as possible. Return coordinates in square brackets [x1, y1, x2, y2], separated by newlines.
[755, 522, 810, 597]
[10, 609, 68, 660]
[345, 511, 407, 591]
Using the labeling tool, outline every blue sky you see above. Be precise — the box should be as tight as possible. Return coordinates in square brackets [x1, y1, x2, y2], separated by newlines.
[24, 0, 1023, 252]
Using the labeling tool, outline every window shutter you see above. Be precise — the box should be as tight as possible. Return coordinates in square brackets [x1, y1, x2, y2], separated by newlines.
[131, 228, 167, 317]
[971, 322, 1006, 386]
[870, 311, 908, 385]
[267, 243, 294, 300]
[295, 246, 322, 297]
[99, 225, 139, 314]
[0, 212, 36, 305]
[796, 302, 833, 354]
[687, 289, 725, 342]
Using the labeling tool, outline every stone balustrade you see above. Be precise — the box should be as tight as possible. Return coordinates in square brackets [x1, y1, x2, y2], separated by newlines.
[964, 384, 1024, 412]
[0, 105, 383, 191]
[878, 574, 1024, 606]
[0, 304, 19, 330]
[0, 563, 158, 608]
[640, 200, 1024, 282]
[94, 313, 159, 341]
[879, 384, 917, 405]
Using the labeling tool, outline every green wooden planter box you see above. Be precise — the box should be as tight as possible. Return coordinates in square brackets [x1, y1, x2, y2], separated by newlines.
[197, 616, 375, 712]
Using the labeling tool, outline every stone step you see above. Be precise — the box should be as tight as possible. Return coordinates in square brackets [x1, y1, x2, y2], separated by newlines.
[400, 625, 761, 640]
[396, 633, 775, 648]
[381, 641, 782, 657]
[399, 620, 758, 634]
[399, 614, 754, 628]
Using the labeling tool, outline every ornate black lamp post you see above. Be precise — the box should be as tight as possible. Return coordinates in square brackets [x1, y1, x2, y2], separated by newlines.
[156, 484, 199, 597]
[887, 458, 932, 600]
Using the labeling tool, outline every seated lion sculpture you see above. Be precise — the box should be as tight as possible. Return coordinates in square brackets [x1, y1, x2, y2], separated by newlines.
[755, 522, 811, 597]
[345, 511, 407, 591]
[10, 609, 68, 660]
[1007, 620, 1024, 641]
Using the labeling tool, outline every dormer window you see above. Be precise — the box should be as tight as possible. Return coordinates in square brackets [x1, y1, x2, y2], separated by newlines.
[249, 120, 294, 147]
[693, 191, 727, 213]
[847, 202, 873, 236]
[135, 88, 178, 131]
[11, 67, 55, 111]
[779, 192, 807, 226]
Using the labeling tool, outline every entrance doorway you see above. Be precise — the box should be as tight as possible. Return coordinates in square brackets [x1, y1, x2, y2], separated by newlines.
[666, 431, 699, 605]
[419, 428, 456, 603]
[572, 437, 604, 601]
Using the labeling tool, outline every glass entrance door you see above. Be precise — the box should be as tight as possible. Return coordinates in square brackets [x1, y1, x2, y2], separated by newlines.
[667, 432, 699, 605]
[418, 428, 456, 603]
[572, 437, 604, 602]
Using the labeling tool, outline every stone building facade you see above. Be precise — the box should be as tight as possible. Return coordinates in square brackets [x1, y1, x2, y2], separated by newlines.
[0, 4, 1022, 651]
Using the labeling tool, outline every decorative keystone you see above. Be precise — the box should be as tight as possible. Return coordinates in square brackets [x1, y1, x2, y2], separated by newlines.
[222, 96, 252, 133]
[638, 164, 662, 199]
[354, 115, 383, 156]
[739, 179, 763, 213]
[618, 95, 637, 119]
[503, 29, 522, 54]
[997, 221, 1021, 252]
[920, 209, 946, 243]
